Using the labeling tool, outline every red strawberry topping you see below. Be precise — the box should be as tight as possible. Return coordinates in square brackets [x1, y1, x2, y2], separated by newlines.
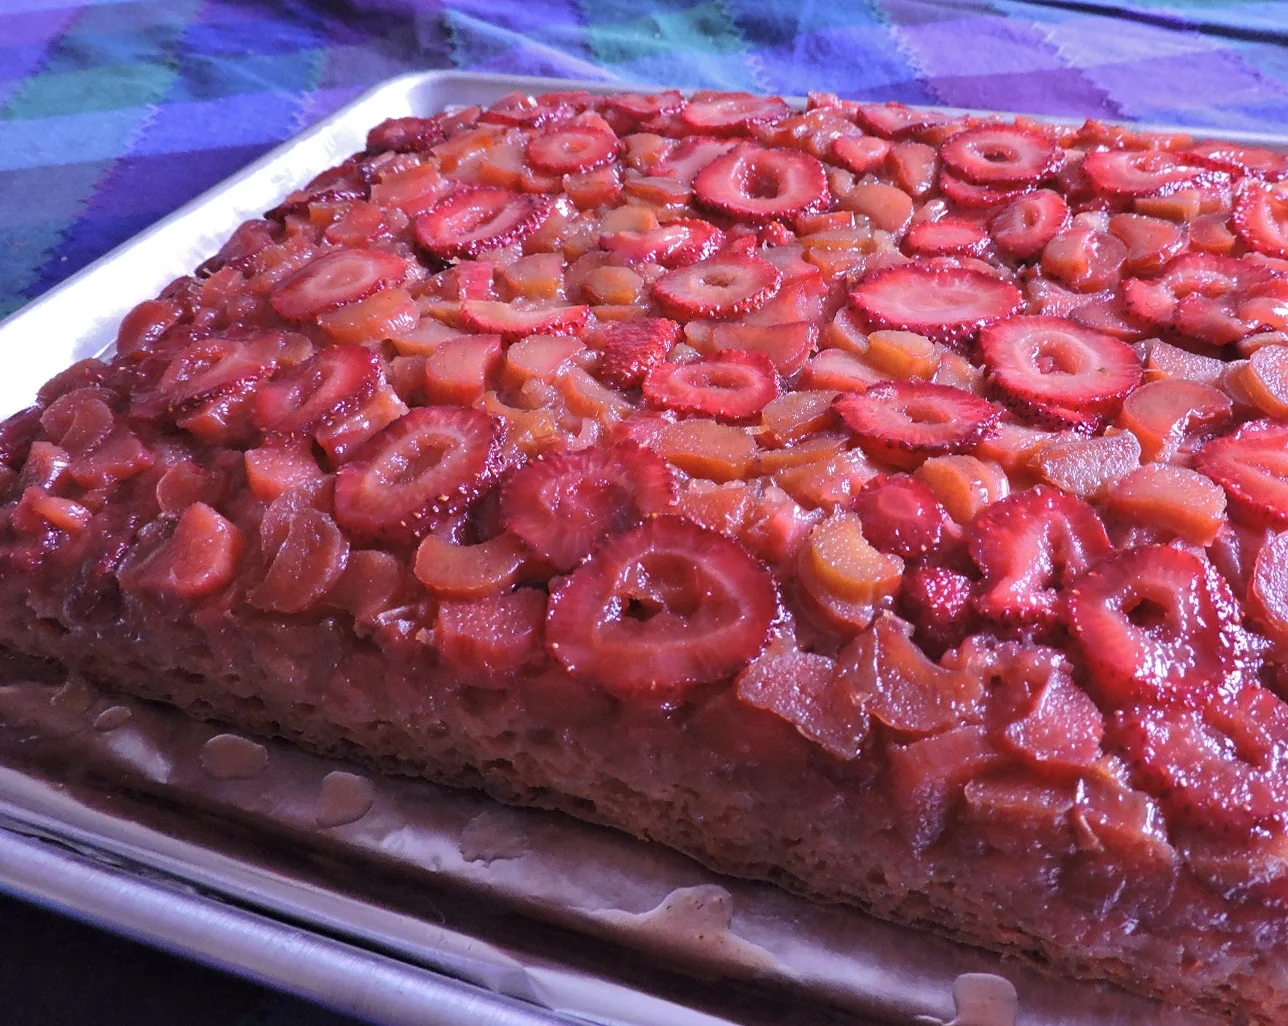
[459, 300, 590, 341]
[1082, 149, 1217, 198]
[414, 186, 554, 260]
[852, 474, 954, 560]
[1182, 139, 1288, 182]
[831, 135, 892, 176]
[500, 442, 676, 572]
[643, 350, 779, 421]
[694, 146, 831, 224]
[904, 217, 990, 258]
[848, 263, 1023, 348]
[366, 115, 447, 154]
[333, 406, 505, 545]
[600, 217, 725, 268]
[652, 253, 783, 319]
[596, 317, 681, 389]
[1067, 544, 1249, 706]
[253, 345, 381, 437]
[900, 564, 977, 649]
[546, 515, 779, 696]
[606, 90, 686, 121]
[436, 588, 548, 679]
[990, 189, 1069, 261]
[1197, 420, 1288, 529]
[680, 92, 791, 137]
[270, 248, 407, 321]
[970, 486, 1111, 627]
[938, 171, 1032, 210]
[1232, 181, 1288, 259]
[835, 381, 1002, 458]
[979, 316, 1142, 421]
[851, 103, 957, 141]
[527, 127, 621, 175]
[940, 125, 1059, 186]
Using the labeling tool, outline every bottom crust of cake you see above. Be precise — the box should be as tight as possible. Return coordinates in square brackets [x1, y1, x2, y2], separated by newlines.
[0, 575, 1281, 1026]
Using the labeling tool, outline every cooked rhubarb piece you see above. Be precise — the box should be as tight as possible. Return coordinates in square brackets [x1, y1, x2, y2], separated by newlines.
[11, 88, 1288, 1026]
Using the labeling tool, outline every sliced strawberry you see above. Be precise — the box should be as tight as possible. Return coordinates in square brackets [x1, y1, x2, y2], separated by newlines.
[1182, 139, 1288, 182]
[1108, 213, 1188, 277]
[333, 406, 505, 546]
[649, 136, 736, 184]
[545, 515, 779, 697]
[852, 474, 954, 560]
[712, 320, 816, 375]
[596, 317, 680, 389]
[939, 171, 1032, 210]
[1197, 420, 1288, 528]
[693, 146, 831, 224]
[527, 127, 620, 175]
[1232, 181, 1288, 259]
[500, 441, 676, 572]
[970, 485, 1111, 627]
[900, 564, 977, 650]
[940, 124, 1059, 186]
[366, 115, 447, 154]
[851, 102, 957, 141]
[903, 217, 989, 258]
[652, 253, 783, 319]
[1067, 544, 1248, 706]
[414, 186, 554, 260]
[270, 248, 407, 321]
[980, 315, 1141, 422]
[459, 300, 590, 341]
[600, 217, 725, 268]
[1113, 690, 1288, 836]
[989, 189, 1069, 261]
[480, 91, 571, 128]
[252, 345, 381, 437]
[196, 219, 281, 278]
[151, 333, 293, 416]
[680, 92, 791, 137]
[835, 381, 1002, 460]
[606, 90, 686, 121]
[643, 350, 779, 421]
[830, 135, 891, 176]
[1082, 149, 1217, 198]
[848, 263, 1023, 348]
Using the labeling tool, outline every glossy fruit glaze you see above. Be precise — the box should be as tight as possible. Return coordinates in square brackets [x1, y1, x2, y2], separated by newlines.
[6, 88, 1288, 939]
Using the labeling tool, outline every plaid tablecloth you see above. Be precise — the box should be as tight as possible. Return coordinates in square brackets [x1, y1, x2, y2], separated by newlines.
[2, 1, 1288, 1023]
[3, 0, 1288, 322]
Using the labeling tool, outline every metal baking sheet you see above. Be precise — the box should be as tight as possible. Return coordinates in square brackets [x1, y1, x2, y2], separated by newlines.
[0, 69, 1278, 1026]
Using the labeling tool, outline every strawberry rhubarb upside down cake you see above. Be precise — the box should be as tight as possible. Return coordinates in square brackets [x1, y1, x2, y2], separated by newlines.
[5, 88, 1288, 1022]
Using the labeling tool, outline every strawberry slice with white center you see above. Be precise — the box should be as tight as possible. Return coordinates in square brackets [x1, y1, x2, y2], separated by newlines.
[1232, 181, 1288, 259]
[606, 90, 685, 121]
[1067, 544, 1249, 706]
[680, 92, 791, 137]
[500, 441, 676, 572]
[595, 317, 680, 389]
[527, 127, 621, 175]
[155, 332, 294, 414]
[252, 345, 381, 437]
[1082, 149, 1219, 198]
[990, 189, 1069, 261]
[939, 171, 1032, 210]
[693, 146, 831, 224]
[459, 300, 590, 342]
[831, 135, 892, 176]
[652, 253, 783, 320]
[940, 124, 1060, 186]
[479, 91, 571, 128]
[852, 474, 954, 561]
[1197, 420, 1288, 529]
[848, 263, 1023, 348]
[414, 186, 554, 260]
[1182, 139, 1288, 182]
[979, 315, 1142, 421]
[1114, 688, 1288, 836]
[270, 248, 407, 322]
[333, 406, 505, 545]
[545, 515, 780, 697]
[643, 350, 780, 421]
[904, 217, 990, 258]
[835, 381, 1002, 459]
[970, 485, 1111, 627]
[600, 217, 725, 268]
